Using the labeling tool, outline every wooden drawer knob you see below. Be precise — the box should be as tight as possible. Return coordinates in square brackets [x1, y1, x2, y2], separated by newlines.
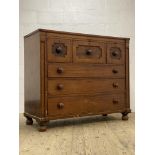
[86, 49, 92, 55]
[112, 69, 118, 74]
[57, 84, 64, 90]
[57, 67, 64, 74]
[113, 99, 119, 104]
[112, 51, 118, 57]
[56, 46, 62, 54]
[57, 103, 64, 109]
[113, 83, 119, 88]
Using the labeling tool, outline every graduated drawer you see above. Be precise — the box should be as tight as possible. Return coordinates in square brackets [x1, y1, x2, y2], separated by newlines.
[48, 63, 125, 78]
[47, 78, 125, 96]
[47, 94, 125, 116]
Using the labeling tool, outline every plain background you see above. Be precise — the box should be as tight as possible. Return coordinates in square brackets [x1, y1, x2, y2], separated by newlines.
[19, 0, 135, 113]
[0, 0, 155, 155]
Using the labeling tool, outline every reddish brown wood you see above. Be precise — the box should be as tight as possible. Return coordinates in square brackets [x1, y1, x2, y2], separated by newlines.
[47, 78, 125, 96]
[48, 63, 125, 78]
[47, 94, 125, 117]
[47, 37, 72, 62]
[24, 29, 131, 131]
[73, 40, 106, 63]
[107, 43, 125, 64]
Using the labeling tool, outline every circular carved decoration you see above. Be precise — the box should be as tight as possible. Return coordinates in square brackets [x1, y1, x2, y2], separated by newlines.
[52, 43, 67, 57]
[110, 47, 121, 59]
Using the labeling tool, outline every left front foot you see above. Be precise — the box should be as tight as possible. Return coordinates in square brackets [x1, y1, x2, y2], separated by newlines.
[25, 116, 33, 125]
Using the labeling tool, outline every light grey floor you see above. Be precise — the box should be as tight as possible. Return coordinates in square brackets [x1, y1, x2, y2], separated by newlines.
[20, 113, 135, 155]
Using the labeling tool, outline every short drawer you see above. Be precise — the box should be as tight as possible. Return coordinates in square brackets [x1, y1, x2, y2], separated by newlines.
[47, 94, 125, 116]
[73, 40, 106, 63]
[107, 43, 125, 64]
[47, 37, 72, 62]
[47, 78, 125, 96]
[48, 63, 125, 78]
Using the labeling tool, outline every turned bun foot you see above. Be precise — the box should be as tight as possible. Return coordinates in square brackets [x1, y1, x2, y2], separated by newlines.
[102, 114, 108, 116]
[37, 121, 49, 132]
[122, 112, 129, 120]
[26, 116, 33, 125]
[38, 126, 47, 132]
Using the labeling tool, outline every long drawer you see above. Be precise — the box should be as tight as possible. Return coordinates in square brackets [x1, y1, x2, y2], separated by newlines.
[47, 78, 125, 96]
[48, 63, 125, 78]
[47, 94, 125, 116]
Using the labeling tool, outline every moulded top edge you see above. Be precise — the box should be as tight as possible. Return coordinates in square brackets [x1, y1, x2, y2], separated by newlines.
[24, 28, 130, 40]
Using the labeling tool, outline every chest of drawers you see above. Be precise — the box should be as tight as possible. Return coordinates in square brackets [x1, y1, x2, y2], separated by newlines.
[24, 29, 131, 131]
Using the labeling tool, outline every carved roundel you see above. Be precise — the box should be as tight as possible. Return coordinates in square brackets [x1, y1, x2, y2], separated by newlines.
[52, 43, 67, 57]
[110, 47, 121, 59]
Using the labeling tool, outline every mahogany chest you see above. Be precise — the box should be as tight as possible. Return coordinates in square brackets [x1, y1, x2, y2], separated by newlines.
[24, 29, 131, 131]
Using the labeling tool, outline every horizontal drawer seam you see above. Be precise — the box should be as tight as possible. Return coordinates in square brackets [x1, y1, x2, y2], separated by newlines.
[47, 62, 126, 66]
[47, 91, 126, 98]
[47, 77, 126, 80]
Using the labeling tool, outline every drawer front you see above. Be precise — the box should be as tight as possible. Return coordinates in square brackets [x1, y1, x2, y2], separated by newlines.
[48, 63, 125, 78]
[73, 40, 106, 63]
[47, 94, 125, 116]
[48, 79, 125, 96]
[107, 43, 125, 64]
[47, 37, 72, 62]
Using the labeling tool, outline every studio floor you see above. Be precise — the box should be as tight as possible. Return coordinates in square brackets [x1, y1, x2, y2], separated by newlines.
[20, 113, 135, 155]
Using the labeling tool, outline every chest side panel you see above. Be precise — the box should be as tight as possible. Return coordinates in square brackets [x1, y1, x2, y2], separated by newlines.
[24, 32, 41, 117]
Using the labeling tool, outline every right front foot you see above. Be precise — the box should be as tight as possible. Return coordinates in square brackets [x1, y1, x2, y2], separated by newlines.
[37, 121, 49, 132]
[102, 114, 108, 116]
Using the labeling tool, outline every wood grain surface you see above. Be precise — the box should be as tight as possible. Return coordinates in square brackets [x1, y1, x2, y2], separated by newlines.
[47, 94, 125, 117]
[48, 63, 125, 78]
[24, 29, 130, 131]
[47, 78, 125, 96]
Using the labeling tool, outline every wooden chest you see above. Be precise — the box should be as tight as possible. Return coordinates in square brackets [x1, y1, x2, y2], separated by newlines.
[24, 29, 131, 131]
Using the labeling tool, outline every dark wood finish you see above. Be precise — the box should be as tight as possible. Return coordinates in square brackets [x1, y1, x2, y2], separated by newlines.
[24, 32, 41, 117]
[122, 112, 129, 120]
[24, 29, 131, 131]
[47, 78, 125, 96]
[25, 116, 33, 125]
[73, 40, 106, 63]
[48, 63, 125, 78]
[47, 37, 72, 62]
[107, 43, 125, 64]
[47, 94, 125, 116]
[102, 114, 108, 116]
[37, 120, 49, 132]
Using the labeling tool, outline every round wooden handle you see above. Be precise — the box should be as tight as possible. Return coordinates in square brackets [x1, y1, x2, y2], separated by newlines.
[86, 49, 92, 55]
[112, 51, 118, 57]
[57, 67, 64, 74]
[113, 99, 119, 104]
[113, 83, 119, 88]
[112, 69, 118, 74]
[57, 103, 64, 109]
[56, 46, 62, 54]
[57, 84, 64, 90]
